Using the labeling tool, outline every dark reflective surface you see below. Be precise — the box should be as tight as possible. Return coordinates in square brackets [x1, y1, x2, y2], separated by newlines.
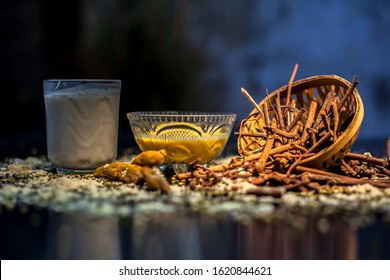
[1, 206, 390, 260]
[1, 138, 389, 260]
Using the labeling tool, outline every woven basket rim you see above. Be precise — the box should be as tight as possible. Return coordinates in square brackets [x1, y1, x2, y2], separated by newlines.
[253, 74, 357, 102]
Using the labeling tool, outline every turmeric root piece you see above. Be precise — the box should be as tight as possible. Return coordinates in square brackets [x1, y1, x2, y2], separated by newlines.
[93, 149, 170, 193]
[131, 149, 167, 167]
[94, 162, 144, 184]
[141, 166, 170, 193]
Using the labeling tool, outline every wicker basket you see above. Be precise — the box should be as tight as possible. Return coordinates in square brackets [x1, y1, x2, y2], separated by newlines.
[237, 74, 364, 170]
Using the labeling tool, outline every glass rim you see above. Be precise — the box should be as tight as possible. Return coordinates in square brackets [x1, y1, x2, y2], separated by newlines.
[43, 79, 121, 83]
[127, 111, 237, 118]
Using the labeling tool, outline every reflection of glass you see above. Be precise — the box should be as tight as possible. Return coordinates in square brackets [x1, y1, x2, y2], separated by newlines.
[46, 213, 120, 259]
[128, 213, 202, 259]
[127, 111, 236, 173]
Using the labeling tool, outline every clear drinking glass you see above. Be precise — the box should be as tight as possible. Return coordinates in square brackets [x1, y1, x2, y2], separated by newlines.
[44, 79, 121, 174]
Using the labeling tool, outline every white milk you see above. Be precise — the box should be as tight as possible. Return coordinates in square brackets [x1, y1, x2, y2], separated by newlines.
[44, 87, 120, 172]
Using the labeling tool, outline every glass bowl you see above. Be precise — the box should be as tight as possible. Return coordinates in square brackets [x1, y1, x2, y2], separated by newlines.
[127, 111, 237, 173]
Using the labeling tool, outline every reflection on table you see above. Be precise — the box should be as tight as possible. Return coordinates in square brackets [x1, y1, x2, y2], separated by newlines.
[2, 207, 390, 260]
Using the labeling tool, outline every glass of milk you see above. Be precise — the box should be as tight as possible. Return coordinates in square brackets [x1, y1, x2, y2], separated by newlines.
[43, 79, 121, 174]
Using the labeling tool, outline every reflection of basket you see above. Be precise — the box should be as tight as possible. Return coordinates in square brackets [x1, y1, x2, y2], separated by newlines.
[237, 75, 364, 170]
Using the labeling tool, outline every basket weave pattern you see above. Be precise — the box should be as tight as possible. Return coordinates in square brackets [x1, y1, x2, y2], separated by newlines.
[237, 75, 364, 170]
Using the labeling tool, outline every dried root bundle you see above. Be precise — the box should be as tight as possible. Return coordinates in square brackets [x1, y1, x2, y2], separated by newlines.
[173, 66, 390, 196]
[237, 69, 364, 171]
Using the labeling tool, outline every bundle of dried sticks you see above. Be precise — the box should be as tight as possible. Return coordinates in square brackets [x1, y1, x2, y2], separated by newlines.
[236, 64, 364, 171]
[173, 65, 389, 195]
